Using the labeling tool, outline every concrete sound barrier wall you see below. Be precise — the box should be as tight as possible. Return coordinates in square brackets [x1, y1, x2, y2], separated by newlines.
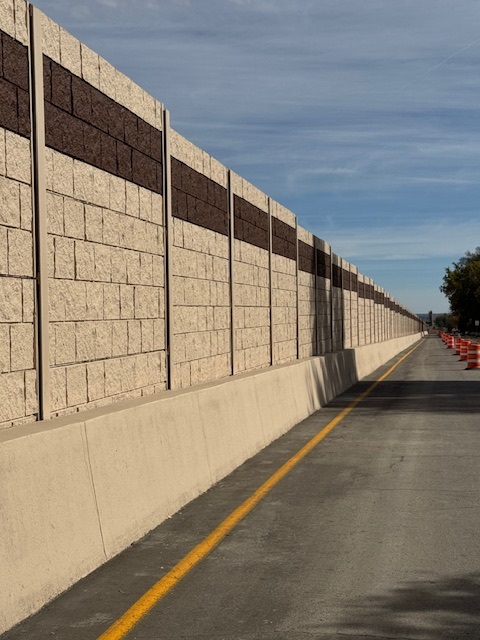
[0, 331, 422, 633]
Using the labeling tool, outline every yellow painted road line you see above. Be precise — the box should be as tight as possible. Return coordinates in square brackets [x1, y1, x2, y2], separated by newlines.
[97, 340, 423, 640]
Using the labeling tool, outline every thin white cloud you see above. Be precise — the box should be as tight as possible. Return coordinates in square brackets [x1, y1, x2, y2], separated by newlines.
[322, 220, 480, 262]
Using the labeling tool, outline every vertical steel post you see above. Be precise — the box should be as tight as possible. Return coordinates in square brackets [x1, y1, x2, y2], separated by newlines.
[29, 6, 50, 420]
[295, 218, 300, 360]
[228, 170, 236, 375]
[162, 108, 174, 390]
[268, 198, 274, 366]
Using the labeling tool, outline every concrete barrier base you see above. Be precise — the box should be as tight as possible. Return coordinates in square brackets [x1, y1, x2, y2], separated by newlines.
[0, 333, 423, 633]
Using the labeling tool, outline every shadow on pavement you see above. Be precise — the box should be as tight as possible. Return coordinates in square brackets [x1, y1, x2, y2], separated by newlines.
[326, 380, 480, 414]
[332, 573, 480, 640]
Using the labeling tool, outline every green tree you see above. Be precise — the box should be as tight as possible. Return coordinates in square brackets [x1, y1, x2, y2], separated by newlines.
[440, 247, 480, 331]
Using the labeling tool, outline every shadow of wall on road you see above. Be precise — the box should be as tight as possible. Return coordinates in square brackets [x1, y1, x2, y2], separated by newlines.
[352, 380, 480, 414]
[330, 573, 480, 640]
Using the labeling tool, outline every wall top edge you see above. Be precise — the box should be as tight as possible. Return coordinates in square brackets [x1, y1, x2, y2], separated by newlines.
[32, 5, 162, 129]
[230, 171, 268, 211]
[170, 128, 228, 187]
[1, 0, 28, 44]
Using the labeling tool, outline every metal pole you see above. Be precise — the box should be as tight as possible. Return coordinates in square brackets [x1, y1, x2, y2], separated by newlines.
[162, 108, 174, 390]
[29, 6, 50, 420]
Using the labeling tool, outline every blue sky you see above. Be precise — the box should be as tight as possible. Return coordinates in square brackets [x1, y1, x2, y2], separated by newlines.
[34, 0, 480, 313]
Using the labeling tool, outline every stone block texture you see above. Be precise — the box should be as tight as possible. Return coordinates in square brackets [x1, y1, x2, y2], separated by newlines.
[298, 227, 316, 358]
[315, 239, 332, 355]
[42, 18, 166, 417]
[331, 253, 343, 352]
[232, 175, 271, 374]
[0, 4, 37, 430]
[271, 201, 297, 365]
[170, 131, 231, 388]
[0, 4, 425, 429]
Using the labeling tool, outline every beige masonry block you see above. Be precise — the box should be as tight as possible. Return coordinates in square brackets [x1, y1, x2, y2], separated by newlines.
[111, 247, 127, 284]
[19, 183, 32, 231]
[66, 364, 87, 407]
[109, 175, 126, 214]
[152, 255, 164, 287]
[151, 192, 163, 227]
[134, 286, 159, 319]
[104, 358, 121, 396]
[42, 12, 60, 62]
[120, 285, 134, 319]
[99, 57, 117, 102]
[127, 320, 142, 354]
[141, 319, 154, 352]
[45, 238, 58, 281]
[152, 319, 165, 351]
[75, 241, 95, 281]
[102, 210, 120, 246]
[0, 227, 7, 274]
[87, 361, 105, 402]
[85, 205, 103, 243]
[63, 280, 87, 322]
[0, 370, 25, 422]
[10, 323, 33, 370]
[73, 161, 94, 203]
[298, 225, 313, 246]
[112, 320, 128, 357]
[104, 284, 120, 319]
[139, 253, 153, 285]
[0, 324, 9, 372]
[25, 368, 37, 415]
[52, 152, 74, 197]
[170, 130, 194, 166]
[81, 43, 100, 88]
[59, 26, 81, 76]
[114, 70, 132, 111]
[64, 199, 84, 239]
[125, 183, 140, 218]
[54, 236, 74, 280]
[13, 0, 27, 43]
[0, 0, 15, 38]
[126, 251, 140, 284]
[44, 148, 54, 191]
[91, 169, 110, 209]
[139, 187, 152, 222]
[75, 322, 96, 362]
[94, 244, 111, 282]
[50, 366, 67, 412]
[54, 322, 75, 365]
[242, 179, 268, 211]
[95, 321, 112, 360]
[120, 355, 135, 392]
[271, 200, 296, 227]
[0, 129, 5, 176]
[0, 278, 22, 322]
[0, 176, 20, 228]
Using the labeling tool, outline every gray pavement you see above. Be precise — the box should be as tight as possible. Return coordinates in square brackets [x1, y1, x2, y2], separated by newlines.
[4, 335, 480, 639]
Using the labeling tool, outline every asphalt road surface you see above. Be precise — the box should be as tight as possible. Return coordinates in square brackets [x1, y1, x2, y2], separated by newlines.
[4, 334, 480, 640]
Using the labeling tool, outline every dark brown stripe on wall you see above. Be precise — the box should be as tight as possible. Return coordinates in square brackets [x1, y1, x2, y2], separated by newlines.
[316, 249, 331, 279]
[272, 217, 296, 261]
[332, 264, 342, 288]
[342, 269, 351, 291]
[298, 240, 315, 274]
[43, 56, 162, 193]
[171, 158, 228, 235]
[233, 195, 269, 250]
[351, 273, 358, 293]
[0, 30, 30, 137]
[358, 281, 365, 298]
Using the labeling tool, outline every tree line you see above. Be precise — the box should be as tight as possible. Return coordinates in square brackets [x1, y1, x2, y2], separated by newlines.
[440, 247, 480, 332]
